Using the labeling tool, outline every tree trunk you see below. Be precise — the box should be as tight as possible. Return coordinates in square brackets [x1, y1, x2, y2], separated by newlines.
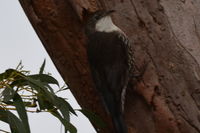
[19, 0, 200, 133]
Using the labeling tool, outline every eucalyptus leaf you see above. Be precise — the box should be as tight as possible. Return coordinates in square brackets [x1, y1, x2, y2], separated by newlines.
[50, 110, 77, 133]
[0, 107, 8, 123]
[13, 93, 30, 133]
[39, 59, 46, 74]
[4, 69, 24, 80]
[24, 76, 55, 102]
[37, 94, 54, 110]
[0, 69, 14, 81]
[78, 109, 106, 128]
[7, 110, 26, 133]
[28, 74, 59, 86]
[10, 79, 28, 88]
[54, 97, 70, 121]
[2, 87, 15, 102]
[56, 97, 77, 116]
[42, 83, 55, 94]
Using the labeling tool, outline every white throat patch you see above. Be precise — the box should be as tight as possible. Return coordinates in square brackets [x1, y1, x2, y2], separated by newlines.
[95, 16, 121, 33]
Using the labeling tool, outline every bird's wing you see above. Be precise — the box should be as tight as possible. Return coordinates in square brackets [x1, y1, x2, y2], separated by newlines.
[87, 31, 131, 111]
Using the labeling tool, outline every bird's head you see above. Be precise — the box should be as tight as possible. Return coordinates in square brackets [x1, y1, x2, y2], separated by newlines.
[85, 10, 117, 36]
[90, 10, 115, 24]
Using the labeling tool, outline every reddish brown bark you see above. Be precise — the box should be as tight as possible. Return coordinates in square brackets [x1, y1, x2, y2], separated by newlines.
[19, 0, 200, 133]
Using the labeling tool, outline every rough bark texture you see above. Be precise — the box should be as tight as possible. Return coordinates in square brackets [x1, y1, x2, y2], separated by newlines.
[19, 0, 200, 133]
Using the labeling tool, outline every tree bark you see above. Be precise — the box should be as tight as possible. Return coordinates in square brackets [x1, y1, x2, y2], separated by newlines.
[19, 0, 200, 133]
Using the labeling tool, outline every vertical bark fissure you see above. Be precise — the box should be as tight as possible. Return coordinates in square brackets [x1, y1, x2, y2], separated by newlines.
[180, 114, 200, 133]
[165, 17, 200, 70]
[193, 17, 200, 47]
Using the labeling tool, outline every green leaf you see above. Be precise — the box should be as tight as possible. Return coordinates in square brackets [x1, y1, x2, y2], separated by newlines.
[2, 87, 15, 102]
[56, 97, 76, 116]
[39, 59, 46, 74]
[10, 79, 28, 88]
[37, 94, 54, 110]
[37, 95, 46, 110]
[7, 110, 26, 133]
[24, 76, 55, 102]
[0, 73, 4, 81]
[78, 109, 106, 128]
[13, 93, 30, 133]
[0, 69, 15, 81]
[50, 110, 77, 133]
[28, 74, 59, 86]
[0, 107, 8, 123]
[42, 83, 55, 94]
[5, 69, 23, 79]
[0, 107, 28, 133]
[54, 97, 70, 121]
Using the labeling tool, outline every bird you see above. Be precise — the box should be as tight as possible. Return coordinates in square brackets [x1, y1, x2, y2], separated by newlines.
[85, 10, 134, 133]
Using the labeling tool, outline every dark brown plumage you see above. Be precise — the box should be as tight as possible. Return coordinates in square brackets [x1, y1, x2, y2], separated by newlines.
[85, 10, 133, 133]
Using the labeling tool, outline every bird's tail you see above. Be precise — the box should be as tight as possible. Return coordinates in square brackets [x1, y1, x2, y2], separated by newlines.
[112, 113, 127, 133]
